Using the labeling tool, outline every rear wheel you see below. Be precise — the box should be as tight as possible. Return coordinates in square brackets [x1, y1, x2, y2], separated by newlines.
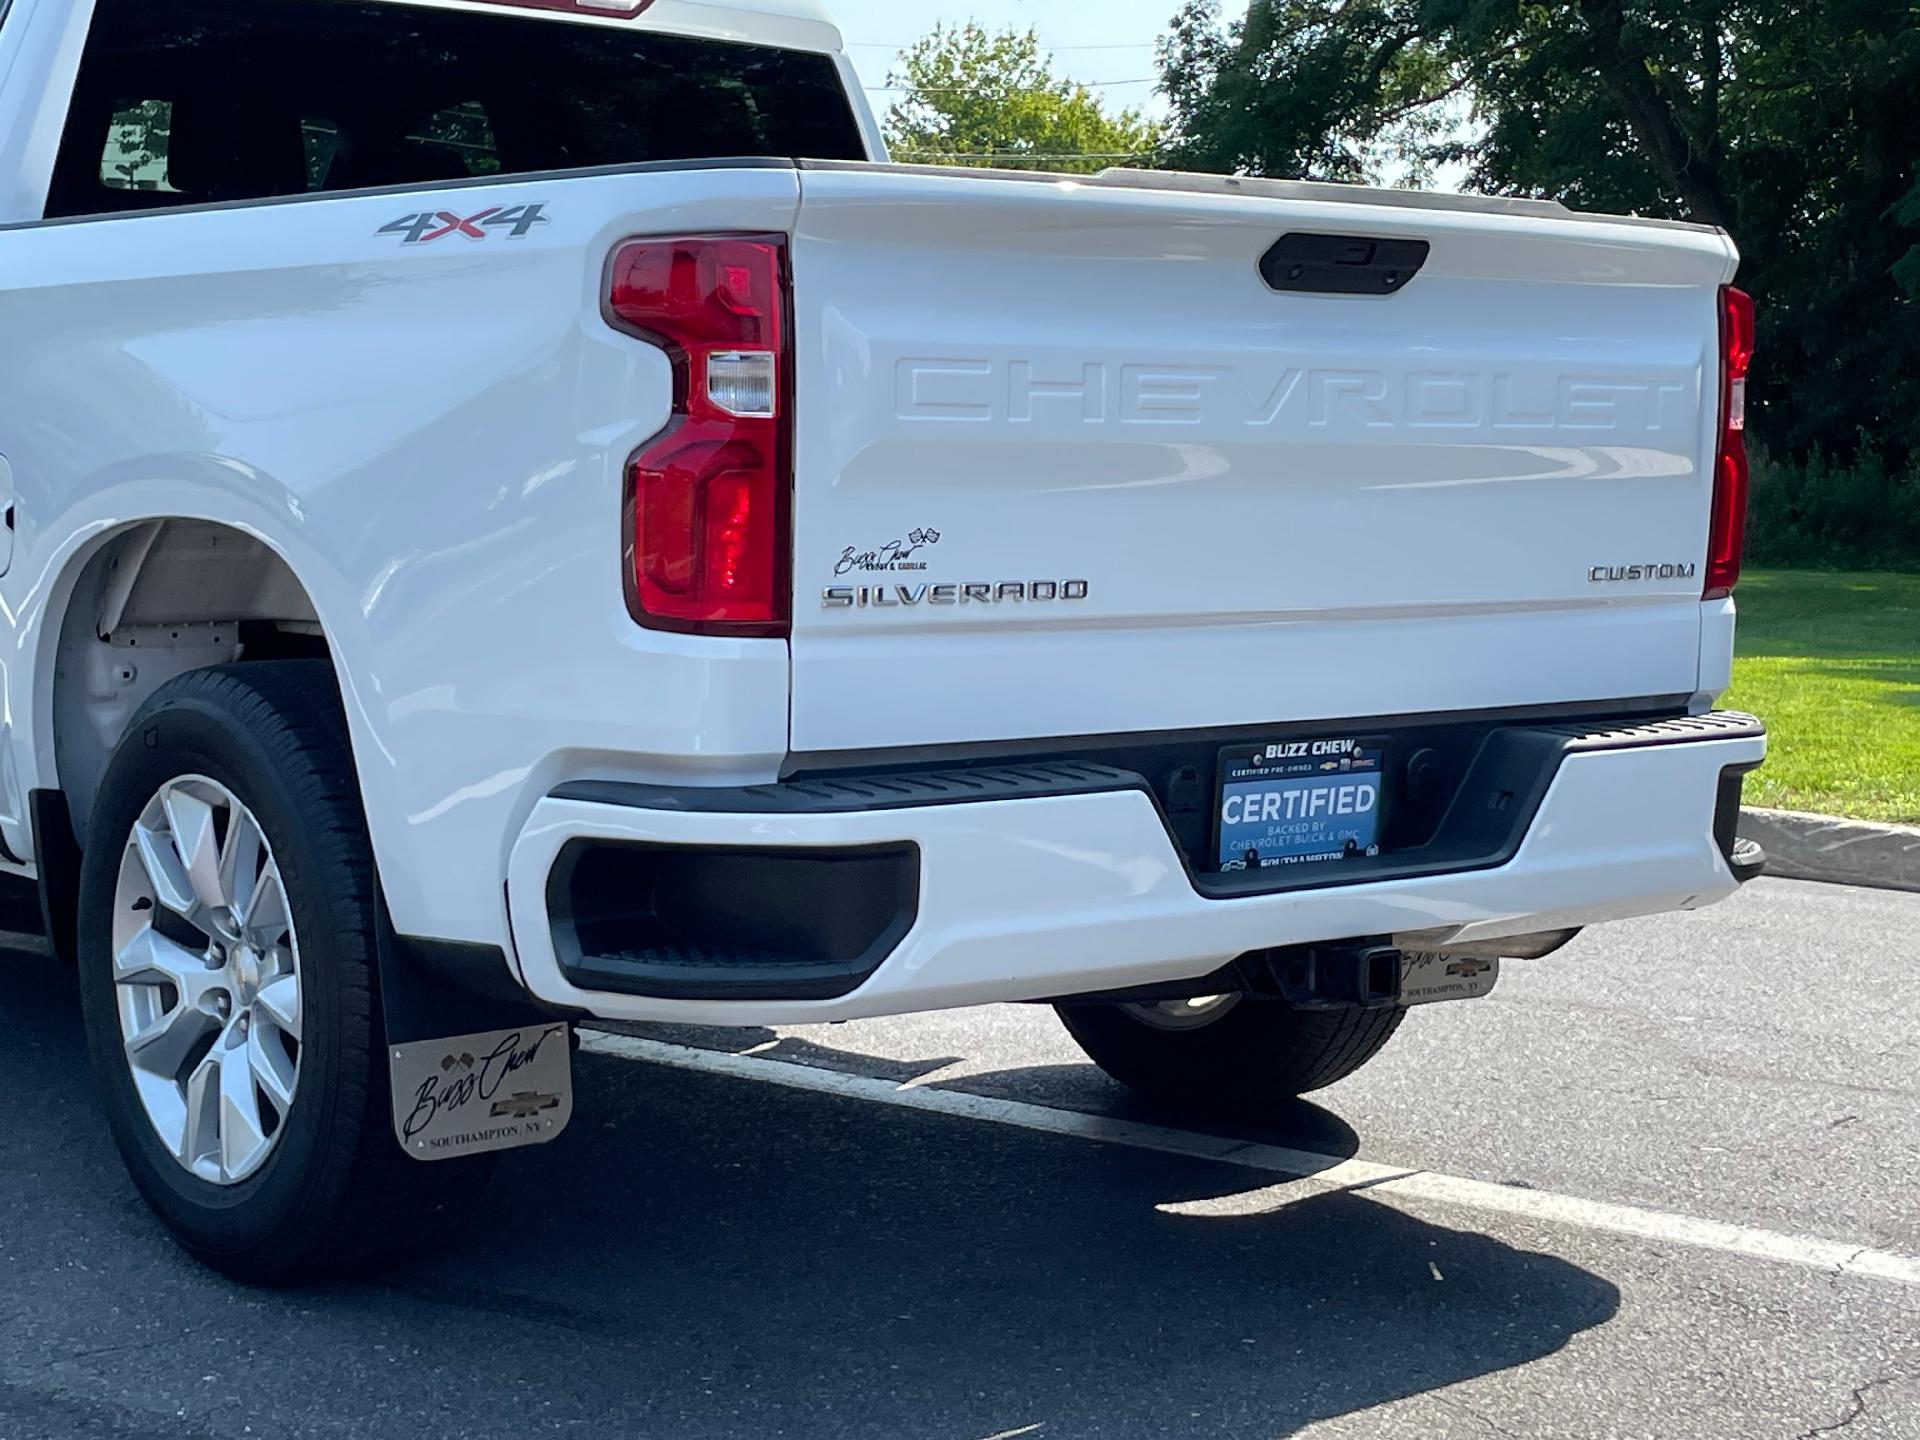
[1055, 993, 1405, 1112]
[76, 661, 491, 1282]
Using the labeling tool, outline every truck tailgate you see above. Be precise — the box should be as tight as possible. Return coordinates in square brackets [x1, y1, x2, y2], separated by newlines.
[786, 166, 1738, 755]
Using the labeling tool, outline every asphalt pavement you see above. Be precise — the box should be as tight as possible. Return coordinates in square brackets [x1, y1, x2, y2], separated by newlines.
[2, 876, 1917, 1438]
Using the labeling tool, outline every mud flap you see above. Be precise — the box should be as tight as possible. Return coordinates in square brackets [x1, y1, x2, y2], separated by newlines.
[390, 1024, 574, 1161]
[374, 904, 577, 1161]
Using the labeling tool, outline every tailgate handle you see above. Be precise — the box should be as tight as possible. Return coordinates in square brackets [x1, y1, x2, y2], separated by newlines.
[1261, 232, 1431, 295]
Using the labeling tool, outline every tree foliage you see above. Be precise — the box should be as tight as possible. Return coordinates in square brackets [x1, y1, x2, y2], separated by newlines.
[885, 24, 1163, 174]
[1160, 0, 1920, 474]
[104, 99, 173, 190]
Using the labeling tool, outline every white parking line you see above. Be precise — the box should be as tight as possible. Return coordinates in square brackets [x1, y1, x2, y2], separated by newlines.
[583, 1031, 1920, 1289]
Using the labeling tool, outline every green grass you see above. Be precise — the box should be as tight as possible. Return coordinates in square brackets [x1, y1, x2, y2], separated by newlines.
[1722, 569, 1920, 823]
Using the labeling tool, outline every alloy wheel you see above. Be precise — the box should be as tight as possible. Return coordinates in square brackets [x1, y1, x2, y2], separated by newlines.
[110, 776, 303, 1185]
[1120, 994, 1242, 1031]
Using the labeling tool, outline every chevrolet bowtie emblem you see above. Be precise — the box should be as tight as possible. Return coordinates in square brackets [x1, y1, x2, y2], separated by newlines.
[490, 1092, 562, 1121]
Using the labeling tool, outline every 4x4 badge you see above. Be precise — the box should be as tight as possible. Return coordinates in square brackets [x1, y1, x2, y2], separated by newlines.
[378, 203, 551, 245]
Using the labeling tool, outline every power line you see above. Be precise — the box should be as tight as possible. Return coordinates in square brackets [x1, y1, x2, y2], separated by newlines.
[866, 78, 1159, 93]
[847, 40, 1159, 51]
[890, 150, 1163, 160]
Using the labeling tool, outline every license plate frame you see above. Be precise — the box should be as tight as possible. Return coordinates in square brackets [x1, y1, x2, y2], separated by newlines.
[1213, 735, 1387, 874]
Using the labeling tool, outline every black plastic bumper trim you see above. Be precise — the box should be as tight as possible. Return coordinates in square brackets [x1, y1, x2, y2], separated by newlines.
[546, 840, 920, 1003]
[553, 761, 1145, 816]
[548, 711, 1765, 905]
[1713, 757, 1767, 884]
[28, 790, 80, 967]
[1546, 712, 1768, 754]
[1200, 710, 1762, 899]
[778, 695, 1696, 780]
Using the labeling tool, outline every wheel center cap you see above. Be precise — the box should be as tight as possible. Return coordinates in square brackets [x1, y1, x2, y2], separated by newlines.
[232, 947, 261, 1003]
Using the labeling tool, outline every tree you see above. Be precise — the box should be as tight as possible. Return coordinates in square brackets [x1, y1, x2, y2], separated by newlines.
[1159, 0, 1920, 474]
[884, 24, 1163, 174]
[105, 99, 174, 191]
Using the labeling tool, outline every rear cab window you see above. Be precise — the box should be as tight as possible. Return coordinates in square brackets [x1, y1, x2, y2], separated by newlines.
[48, 0, 868, 219]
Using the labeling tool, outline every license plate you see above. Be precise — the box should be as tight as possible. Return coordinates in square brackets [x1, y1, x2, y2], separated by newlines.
[1216, 736, 1385, 872]
[389, 1023, 574, 1162]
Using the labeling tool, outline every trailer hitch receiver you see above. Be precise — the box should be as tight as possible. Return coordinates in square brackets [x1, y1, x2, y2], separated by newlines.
[1265, 943, 1404, 1010]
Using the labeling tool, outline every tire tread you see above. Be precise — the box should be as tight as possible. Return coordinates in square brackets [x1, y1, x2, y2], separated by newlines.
[1056, 996, 1406, 1112]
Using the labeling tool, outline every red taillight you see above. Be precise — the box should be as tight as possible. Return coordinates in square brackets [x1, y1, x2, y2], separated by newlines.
[1705, 285, 1755, 600]
[610, 235, 790, 636]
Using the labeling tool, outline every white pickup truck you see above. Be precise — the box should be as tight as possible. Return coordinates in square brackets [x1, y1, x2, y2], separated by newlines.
[0, 0, 1766, 1281]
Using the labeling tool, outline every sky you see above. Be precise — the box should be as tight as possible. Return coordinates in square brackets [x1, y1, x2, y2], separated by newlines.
[826, 0, 1253, 120]
[826, 0, 1471, 189]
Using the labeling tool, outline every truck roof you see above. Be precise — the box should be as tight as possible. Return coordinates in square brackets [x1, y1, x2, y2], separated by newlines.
[384, 0, 845, 52]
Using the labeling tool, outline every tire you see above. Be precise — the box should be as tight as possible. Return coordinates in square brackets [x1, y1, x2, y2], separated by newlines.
[1055, 995, 1406, 1111]
[76, 661, 492, 1283]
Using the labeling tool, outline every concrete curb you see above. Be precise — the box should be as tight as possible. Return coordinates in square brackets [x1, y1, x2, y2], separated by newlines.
[1738, 807, 1920, 893]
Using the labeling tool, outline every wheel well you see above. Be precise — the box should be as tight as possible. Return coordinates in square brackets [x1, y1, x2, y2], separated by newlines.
[50, 520, 336, 850]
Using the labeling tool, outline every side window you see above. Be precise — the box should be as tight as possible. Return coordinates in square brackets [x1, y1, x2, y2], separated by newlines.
[45, 0, 868, 221]
[411, 101, 502, 180]
[100, 99, 177, 193]
[301, 118, 345, 190]
[320, 101, 502, 191]
[51, 75, 312, 216]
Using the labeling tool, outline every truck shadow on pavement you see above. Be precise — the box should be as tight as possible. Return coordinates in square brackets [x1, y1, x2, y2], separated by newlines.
[1, 957, 1622, 1440]
[618, 1020, 1379, 1158]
